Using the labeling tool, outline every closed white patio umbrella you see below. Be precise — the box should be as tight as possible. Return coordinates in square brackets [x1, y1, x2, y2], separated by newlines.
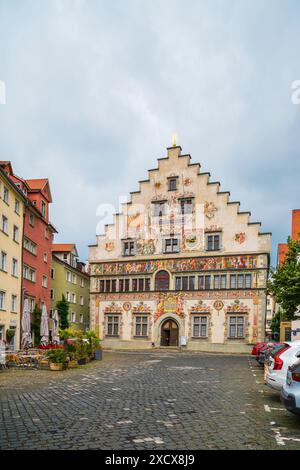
[52, 310, 60, 344]
[21, 299, 32, 350]
[40, 304, 49, 346]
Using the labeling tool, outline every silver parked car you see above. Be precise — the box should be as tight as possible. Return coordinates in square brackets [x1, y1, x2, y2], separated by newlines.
[281, 359, 300, 415]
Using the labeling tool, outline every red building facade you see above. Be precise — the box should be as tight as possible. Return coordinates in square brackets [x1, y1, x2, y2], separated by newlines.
[1, 162, 57, 313]
[277, 209, 300, 265]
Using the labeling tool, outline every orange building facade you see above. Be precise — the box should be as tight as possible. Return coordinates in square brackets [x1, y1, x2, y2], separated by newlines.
[277, 210, 300, 265]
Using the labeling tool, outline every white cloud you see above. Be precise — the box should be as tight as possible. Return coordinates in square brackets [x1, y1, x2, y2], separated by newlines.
[0, 0, 299, 263]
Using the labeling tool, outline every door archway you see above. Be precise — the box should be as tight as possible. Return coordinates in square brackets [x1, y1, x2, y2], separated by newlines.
[160, 318, 179, 346]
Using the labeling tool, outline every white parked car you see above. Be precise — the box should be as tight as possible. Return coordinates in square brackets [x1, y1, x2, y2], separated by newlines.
[265, 341, 300, 391]
[281, 359, 300, 415]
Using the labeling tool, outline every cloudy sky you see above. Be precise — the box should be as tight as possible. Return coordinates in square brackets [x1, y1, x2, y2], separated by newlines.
[0, 0, 299, 266]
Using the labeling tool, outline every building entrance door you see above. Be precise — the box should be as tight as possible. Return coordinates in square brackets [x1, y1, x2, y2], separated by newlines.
[161, 319, 179, 346]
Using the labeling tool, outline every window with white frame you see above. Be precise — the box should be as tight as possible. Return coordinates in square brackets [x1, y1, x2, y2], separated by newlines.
[0, 291, 6, 310]
[3, 186, 9, 204]
[23, 237, 37, 255]
[80, 278, 84, 288]
[29, 213, 34, 227]
[42, 275, 47, 288]
[13, 225, 19, 242]
[213, 274, 227, 289]
[106, 315, 120, 336]
[228, 315, 245, 339]
[206, 232, 221, 251]
[180, 198, 193, 215]
[164, 238, 179, 253]
[1, 215, 8, 234]
[66, 271, 71, 282]
[135, 315, 149, 337]
[43, 252, 47, 263]
[12, 258, 18, 277]
[80, 296, 84, 306]
[80, 314, 84, 324]
[230, 274, 252, 289]
[168, 177, 178, 191]
[193, 315, 208, 338]
[122, 240, 136, 256]
[71, 293, 76, 304]
[41, 200, 46, 218]
[175, 276, 195, 291]
[11, 295, 17, 313]
[66, 291, 70, 302]
[198, 275, 211, 290]
[0, 252, 7, 271]
[14, 198, 20, 215]
[72, 273, 77, 284]
[71, 312, 76, 323]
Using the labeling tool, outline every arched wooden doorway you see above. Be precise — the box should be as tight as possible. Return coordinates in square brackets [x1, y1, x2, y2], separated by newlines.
[161, 319, 179, 347]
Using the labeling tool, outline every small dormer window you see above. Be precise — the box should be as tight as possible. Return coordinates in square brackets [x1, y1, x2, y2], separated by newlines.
[168, 177, 177, 191]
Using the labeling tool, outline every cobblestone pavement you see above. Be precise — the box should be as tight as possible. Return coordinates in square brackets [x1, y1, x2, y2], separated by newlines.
[1, 351, 300, 450]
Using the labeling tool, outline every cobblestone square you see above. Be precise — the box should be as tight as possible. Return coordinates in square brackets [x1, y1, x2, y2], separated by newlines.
[1, 352, 300, 450]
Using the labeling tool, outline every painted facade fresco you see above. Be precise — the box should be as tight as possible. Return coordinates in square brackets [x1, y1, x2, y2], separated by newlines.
[89, 145, 271, 353]
[91, 254, 259, 276]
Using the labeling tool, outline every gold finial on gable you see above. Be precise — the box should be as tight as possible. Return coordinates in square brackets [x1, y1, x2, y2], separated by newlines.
[172, 133, 178, 147]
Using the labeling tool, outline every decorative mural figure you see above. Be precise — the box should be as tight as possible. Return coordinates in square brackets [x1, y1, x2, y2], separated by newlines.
[105, 242, 114, 252]
[204, 201, 217, 219]
[235, 232, 246, 244]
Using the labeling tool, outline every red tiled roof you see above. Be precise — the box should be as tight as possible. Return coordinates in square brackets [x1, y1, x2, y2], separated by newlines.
[26, 178, 49, 190]
[51, 244, 76, 252]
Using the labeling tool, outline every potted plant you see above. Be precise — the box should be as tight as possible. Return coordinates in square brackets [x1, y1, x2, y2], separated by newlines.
[66, 344, 78, 368]
[85, 330, 102, 361]
[45, 349, 66, 371]
[75, 339, 89, 365]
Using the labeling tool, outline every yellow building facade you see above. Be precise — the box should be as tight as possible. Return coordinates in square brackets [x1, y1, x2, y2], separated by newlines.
[0, 165, 26, 349]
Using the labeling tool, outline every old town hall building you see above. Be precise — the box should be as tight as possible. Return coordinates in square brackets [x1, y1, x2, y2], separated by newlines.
[89, 145, 271, 353]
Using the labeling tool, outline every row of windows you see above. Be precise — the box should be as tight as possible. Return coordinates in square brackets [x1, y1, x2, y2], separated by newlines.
[69, 312, 84, 324]
[23, 264, 48, 287]
[105, 314, 246, 339]
[0, 252, 19, 277]
[0, 291, 18, 313]
[98, 273, 252, 293]
[27, 211, 50, 240]
[65, 271, 85, 287]
[0, 182, 21, 215]
[122, 233, 221, 257]
[176, 273, 252, 291]
[99, 278, 151, 293]
[64, 291, 85, 305]
[0, 214, 20, 242]
[152, 198, 193, 216]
